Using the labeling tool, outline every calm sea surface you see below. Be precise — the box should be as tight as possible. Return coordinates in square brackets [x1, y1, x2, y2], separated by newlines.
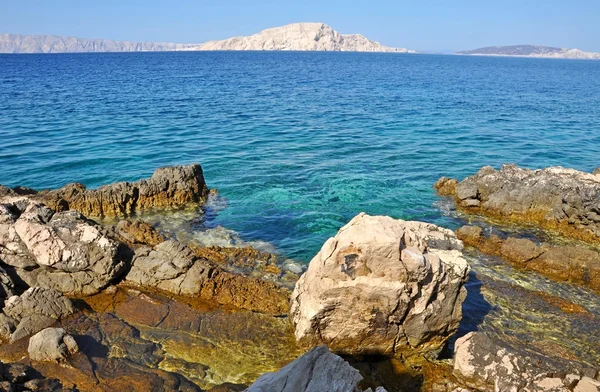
[1, 52, 600, 260]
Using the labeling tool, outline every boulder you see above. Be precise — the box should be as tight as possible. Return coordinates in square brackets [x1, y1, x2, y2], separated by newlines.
[245, 345, 386, 392]
[435, 165, 600, 243]
[127, 240, 290, 314]
[290, 213, 469, 356]
[0, 198, 127, 296]
[0, 287, 74, 342]
[28, 327, 79, 362]
[34, 164, 209, 217]
[454, 332, 600, 392]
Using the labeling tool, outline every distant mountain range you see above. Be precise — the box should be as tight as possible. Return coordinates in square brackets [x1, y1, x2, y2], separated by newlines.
[458, 45, 600, 59]
[0, 23, 414, 54]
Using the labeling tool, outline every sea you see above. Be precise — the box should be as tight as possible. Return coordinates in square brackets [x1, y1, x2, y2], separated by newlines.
[2, 51, 600, 364]
[1, 51, 600, 261]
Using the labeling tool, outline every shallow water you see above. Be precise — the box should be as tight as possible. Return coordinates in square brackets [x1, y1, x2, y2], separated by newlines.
[1, 52, 600, 260]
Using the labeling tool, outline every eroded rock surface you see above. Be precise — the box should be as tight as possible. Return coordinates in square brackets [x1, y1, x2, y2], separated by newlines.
[127, 240, 290, 315]
[454, 332, 600, 392]
[28, 327, 79, 362]
[19, 164, 209, 218]
[0, 197, 127, 295]
[290, 213, 470, 356]
[0, 361, 69, 391]
[246, 345, 387, 392]
[0, 287, 74, 343]
[435, 165, 600, 243]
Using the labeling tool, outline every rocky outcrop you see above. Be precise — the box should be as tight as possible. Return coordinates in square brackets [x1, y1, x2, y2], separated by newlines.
[0, 197, 127, 295]
[0, 287, 74, 343]
[246, 345, 387, 392]
[454, 332, 600, 392]
[435, 165, 600, 243]
[457, 225, 600, 293]
[290, 213, 470, 356]
[28, 327, 79, 362]
[28, 164, 209, 218]
[127, 240, 290, 314]
[197, 23, 413, 53]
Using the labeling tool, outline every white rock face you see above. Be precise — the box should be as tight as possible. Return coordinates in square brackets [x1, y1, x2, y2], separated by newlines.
[197, 23, 414, 53]
[0, 23, 414, 54]
[290, 213, 469, 356]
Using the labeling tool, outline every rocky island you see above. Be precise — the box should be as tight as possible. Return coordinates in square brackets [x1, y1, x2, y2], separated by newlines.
[0, 163, 599, 391]
[0, 23, 414, 54]
[458, 45, 600, 59]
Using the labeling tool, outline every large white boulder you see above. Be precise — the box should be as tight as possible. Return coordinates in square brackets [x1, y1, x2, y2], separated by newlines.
[290, 213, 469, 356]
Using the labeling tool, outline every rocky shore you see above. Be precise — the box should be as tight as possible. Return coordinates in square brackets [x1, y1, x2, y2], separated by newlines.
[0, 163, 598, 391]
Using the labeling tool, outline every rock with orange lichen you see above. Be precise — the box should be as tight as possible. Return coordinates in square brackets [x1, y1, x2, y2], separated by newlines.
[115, 219, 165, 247]
[456, 224, 600, 293]
[435, 164, 600, 244]
[29, 164, 209, 218]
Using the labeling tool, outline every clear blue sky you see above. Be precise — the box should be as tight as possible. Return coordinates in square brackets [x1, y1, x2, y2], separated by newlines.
[2, 0, 599, 52]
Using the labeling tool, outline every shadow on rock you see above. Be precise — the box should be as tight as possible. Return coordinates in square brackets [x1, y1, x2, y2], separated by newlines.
[441, 271, 493, 358]
[345, 355, 424, 392]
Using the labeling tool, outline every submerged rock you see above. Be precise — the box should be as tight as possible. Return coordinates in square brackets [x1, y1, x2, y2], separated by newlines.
[28, 327, 79, 362]
[0, 287, 74, 343]
[435, 165, 600, 244]
[115, 219, 165, 247]
[457, 224, 600, 293]
[290, 213, 470, 356]
[31, 164, 209, 217]
[246, 345, 386, 392]
[0, 197, 127, 295]
[454, 332, 600, 392]
[127, 240, 290, 314]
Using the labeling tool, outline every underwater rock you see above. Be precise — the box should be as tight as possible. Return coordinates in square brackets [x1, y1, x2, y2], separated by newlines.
[0, 197, 127, 296]
[127, 240, 290, 314]
[435, 164, 600, 244]
[0, 287, 74, 343]
[457, 225, 600, 293]
[32, 164, 209, 217]
[290, 213, 470, 356]
[454, 332, 600, 392]
[246, 345, 387, 392]
[28, 327, 79, 362]
[115, 219, 165, 247]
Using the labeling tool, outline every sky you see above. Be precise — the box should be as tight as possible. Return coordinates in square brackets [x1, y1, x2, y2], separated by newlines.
[2, 0, 599, 53]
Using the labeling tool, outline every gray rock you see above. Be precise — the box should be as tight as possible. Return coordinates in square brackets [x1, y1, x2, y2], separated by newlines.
[126, 240, 290, 314]
[28, 327, 78, 362]
[456, 183, 479, 201]
[0, 198, 127, 296]
[593, 168, 600, 176]
[438, 165, 600, 242]
[290, 213, 469, 356]
[1, 287, 74, 342]
[245, 345, 386, 392]
[462, 199, 480, 207]
[454, 332, 599, 392]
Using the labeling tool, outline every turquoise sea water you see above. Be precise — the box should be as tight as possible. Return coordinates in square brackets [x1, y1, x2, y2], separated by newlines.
[1, 52, 600, 261]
